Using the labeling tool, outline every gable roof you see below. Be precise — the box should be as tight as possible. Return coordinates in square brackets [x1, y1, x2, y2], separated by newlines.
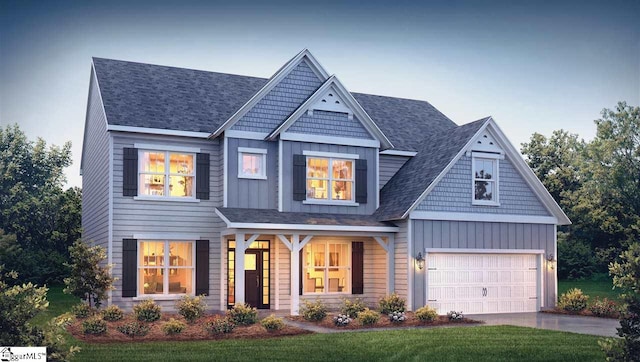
[375, 117, 489, 220]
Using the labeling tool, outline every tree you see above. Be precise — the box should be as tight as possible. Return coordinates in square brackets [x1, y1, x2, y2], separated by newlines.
[64, 240, 115, 308]
[0, 124, 80, 284]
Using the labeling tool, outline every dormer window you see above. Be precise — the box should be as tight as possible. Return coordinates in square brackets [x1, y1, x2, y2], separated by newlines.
[238, 147, 267, 180]
[472, 153, 500, 206]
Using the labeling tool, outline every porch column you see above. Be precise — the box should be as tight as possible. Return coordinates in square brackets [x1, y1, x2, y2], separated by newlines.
[235, 233, 245, 304]
[290, 234, 300, 316]
[387, 235, 395, 294]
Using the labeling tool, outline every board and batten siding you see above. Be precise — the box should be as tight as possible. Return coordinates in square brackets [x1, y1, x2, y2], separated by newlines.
[410, 220, 556, 309]
[110, 133, 224, 311]
[379, 154, 410, 189]
[81, 69, 110, 254]
[417, 155, 551, 216]
[226, 138, 278, 209]
[288, 111, 373, 140]
[281, 141, 378, 214]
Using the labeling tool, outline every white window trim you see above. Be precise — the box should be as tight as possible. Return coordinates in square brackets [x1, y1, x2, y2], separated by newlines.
[471, 154, 500, 206]
[303, 150, 359, 159]
[302, 241, 351, 295]
[305, 156, 356, 204]
[237, 147, 267, 180]
[137, 240, 196, 297]
[137, 149, 197, 200]
[134, 143, 200, 153]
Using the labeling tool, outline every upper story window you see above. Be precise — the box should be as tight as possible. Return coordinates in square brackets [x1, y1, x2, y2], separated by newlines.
[139, 240, 194, 296]
[472, 154, 499, 206]
[306, 157, 354, 202]
[238, 147, 267, 180]
[139, 151, 195, 198]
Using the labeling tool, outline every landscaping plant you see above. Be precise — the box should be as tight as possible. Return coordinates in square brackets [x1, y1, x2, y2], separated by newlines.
[340, 297, 367, 318]
[64, 240, 115, 308]
[357, 308, 380, 326]
[388, 311, 406, 323]
[162, 318, 187, 335]
[589, 298, 618, 318]
[204, 316, 236, 334]
[558, 288, 589, 312]
[101, 305, 124, 321]
[261, 314, 285, 331]
[176, 294, 207, 323]
[117, 321, 150, 338]
[227, 303, 258, 325]
[379, 293, 406, 314]
[415, 305, 438, 322]
[333, 314, 352, 327]
[447, 311, 464, 321]
[133, 299, 162, 322]
[300, 299, 327, 322]
[71, 303, 92, 318]
[82, 317, 107, 335]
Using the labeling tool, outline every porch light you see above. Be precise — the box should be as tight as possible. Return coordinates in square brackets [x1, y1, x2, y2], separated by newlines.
[416, 252, 425, 270]
[546, 253, 556, 270]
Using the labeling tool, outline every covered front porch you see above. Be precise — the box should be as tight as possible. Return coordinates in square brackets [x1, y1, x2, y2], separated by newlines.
[215, 208, 398, 315]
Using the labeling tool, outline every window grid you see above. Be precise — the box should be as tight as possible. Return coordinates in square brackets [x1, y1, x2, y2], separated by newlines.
[306, 157, 354, 202]
[138, 240, 195, 296]
[139, 150, 195, 198]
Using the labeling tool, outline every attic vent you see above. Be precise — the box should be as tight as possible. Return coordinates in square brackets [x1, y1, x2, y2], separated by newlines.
[321, 99, 326, 102]
[335, 101, 340, 104]
[471, 131, 503, 153]
[309, 87, 353, 118]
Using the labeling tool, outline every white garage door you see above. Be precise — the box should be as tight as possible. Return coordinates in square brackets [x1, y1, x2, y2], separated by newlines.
[427, 253, 539, 314]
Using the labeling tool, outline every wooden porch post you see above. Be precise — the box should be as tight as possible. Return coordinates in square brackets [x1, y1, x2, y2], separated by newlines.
[290, 234, 300, 316]
[235, 233, 245, 304]
[387, 235, 395, 294]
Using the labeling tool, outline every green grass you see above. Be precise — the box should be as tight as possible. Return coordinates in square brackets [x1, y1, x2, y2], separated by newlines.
[71, 326, 603, 362]
[558, 277, 620, 302]
[31, 285, 80, 326]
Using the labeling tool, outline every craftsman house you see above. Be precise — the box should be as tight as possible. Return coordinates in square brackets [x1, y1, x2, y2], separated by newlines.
[81, 49, 569, 315]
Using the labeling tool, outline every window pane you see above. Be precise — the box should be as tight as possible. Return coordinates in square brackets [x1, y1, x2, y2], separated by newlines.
[168, 268, 191, 294]
[170, 153, 193, 175]
[475, 180, 494, 201]
[140, 268, 163, 294]
[307, 158, 328, 178]
[169, 242, 193, 266]
[332, 160, 353, 179]
[142, 152, 165, 173]
[169, 175, 193, 197]
[141, 241, 165, 266]
[241, 154, 263, 176]
[328, 268, 349, 293]
[332, 181, 352, 200]
[307, 179, 328, 199]
[475, 159, 494, 180]
[483, 160, 494, 179]
[141, 174, 165, 196]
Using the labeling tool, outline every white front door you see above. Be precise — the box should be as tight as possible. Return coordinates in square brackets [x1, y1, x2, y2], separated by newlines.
[427, 253, 539, 314]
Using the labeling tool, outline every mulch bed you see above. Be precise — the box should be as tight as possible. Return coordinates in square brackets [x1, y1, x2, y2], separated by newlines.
[68, 314, 312, 344]
[541, 309, 619, 319]
[289, 312, 481, 330]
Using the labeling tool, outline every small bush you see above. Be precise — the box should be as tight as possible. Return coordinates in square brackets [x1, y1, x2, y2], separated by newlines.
[261, 314, 285, 331]
[388, 311, 406, 323]
[300, 299, 327, 322]
[133, 299, 162, 322]
[161, 318, 186, 335]
[340, 297, 367, 318]
[176, 295, 207, 323]
[204, 316, 236, 334]
[447, 311, 464, 321]
[357, 308, 380, 326]
[226, 303, 258, 325]
[333, 314, 352, 327]
[589, 297, 618, 318]
[82, 317, 107, 335]
[415, 305, 438, 322]
[101, 305, 124, 321]
[379, 293, 406, 314]
[558, 288, 589, 312]
[116, 321, 149, 338]
[72, 303, 93, 318]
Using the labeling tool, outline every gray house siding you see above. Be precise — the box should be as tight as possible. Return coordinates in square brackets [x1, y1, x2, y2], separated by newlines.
[231, 60, 322, 133]
[379, 154, 410, 189]
[288, 111, 373, 139]
[417, 155, 551, 216]
[409, 219, 556, 309]
[393, 219, 409, 306]
[81, 70, 110, 253]
[226, 137, 278, 209]
[281, 140, 378, 214]
[110, 133, 224, 311]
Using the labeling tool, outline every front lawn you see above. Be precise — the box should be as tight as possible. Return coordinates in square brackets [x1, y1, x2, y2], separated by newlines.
[72, 326, 603, 361]
[30, 285, 80, 326]
[558, 277, 620, 302]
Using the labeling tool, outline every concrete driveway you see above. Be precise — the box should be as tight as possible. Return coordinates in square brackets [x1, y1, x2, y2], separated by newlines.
[467, 312, 620, 337]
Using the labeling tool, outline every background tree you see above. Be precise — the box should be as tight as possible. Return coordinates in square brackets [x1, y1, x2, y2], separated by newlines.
[0, 124, 81, 284]
[64, 240, 115, 308]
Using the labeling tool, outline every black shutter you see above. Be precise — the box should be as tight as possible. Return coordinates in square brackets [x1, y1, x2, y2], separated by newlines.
[196, 240, 209, 296]
[122, 239, 137, 298]
[196, 153, 210, 200]
[355, 159, 367, 204]
[123, 148, 138, 196]
[293, 154, 306, 201]
[299, 249, 304, 295]
[352, 241, 364, 294]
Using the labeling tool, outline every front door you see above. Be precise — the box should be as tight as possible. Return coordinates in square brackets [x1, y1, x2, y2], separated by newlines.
[244, 251, 261, 308]
[227, 240, 270, 310]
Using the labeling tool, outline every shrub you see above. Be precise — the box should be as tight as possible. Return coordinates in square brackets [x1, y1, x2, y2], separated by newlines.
[226, 303, 258, 325]
[333, 314, 352, 327]
[116, 321, 149, 338]
[101, 305, 124, 321]
[261, 314, 285, 331]
[357, 308, 380, 326]
[379, 293, 406, 314]
[300, 299, 327, 322]
[589, 297, 618, 318]
[340, 297, 367, 318]
[447, 311, 464, 321]
[415, 305, 438, 322]
[176, 295, 207, 323]
[64, 240, 115, 308]
[204, 316, 236, 334]
[558, 288, 589, 312]
[82, 317, 107, 335]
[72, 303, 93, 318]
[133, 299, 162, 322]
[388, 311, 406, 323]
[161, 318, 186, 335]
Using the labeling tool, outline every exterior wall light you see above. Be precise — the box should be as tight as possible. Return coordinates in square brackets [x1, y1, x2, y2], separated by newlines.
[546, 253, 556, 270]
[416, 252, 425, 270]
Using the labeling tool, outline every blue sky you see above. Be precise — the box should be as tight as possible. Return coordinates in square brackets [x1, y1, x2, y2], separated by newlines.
[1, 0, 638, 188]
